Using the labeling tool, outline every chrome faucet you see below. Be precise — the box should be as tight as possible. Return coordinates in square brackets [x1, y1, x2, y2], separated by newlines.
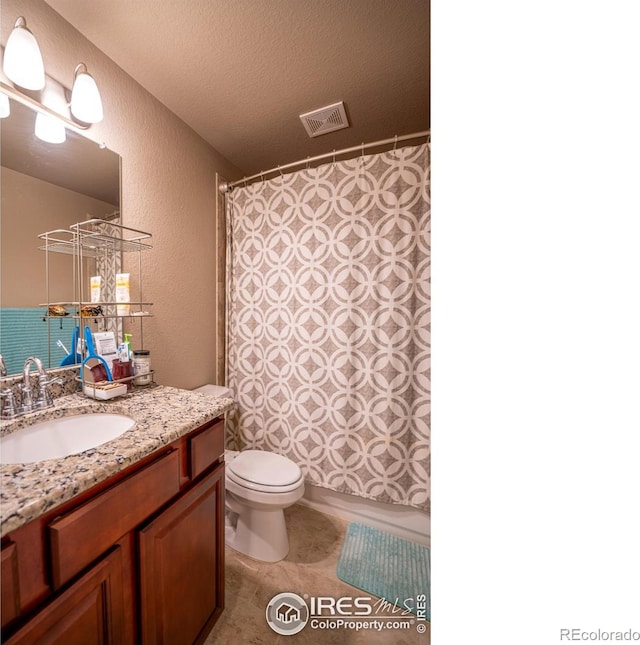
[21, 357, 47, 412]
[14, 357, 62, 416]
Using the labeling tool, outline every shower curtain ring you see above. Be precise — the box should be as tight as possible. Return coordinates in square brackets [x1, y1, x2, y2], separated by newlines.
[278, 165, 283, 177]
[332, 149, 336, 166]
[393, 134, 398, 152]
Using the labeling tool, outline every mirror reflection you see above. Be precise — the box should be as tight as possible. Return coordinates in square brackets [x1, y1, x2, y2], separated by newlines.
[1, 98, 121, 376]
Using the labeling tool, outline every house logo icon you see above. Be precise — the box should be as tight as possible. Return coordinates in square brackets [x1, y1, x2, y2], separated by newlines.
[266, 592, 309, 635]
[276, 602, 300, 624]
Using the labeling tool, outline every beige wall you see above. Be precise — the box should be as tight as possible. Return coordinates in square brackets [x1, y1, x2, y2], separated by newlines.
[1, 0, 242, 388]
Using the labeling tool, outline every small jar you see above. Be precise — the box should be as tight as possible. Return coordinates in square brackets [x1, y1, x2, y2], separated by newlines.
[132, 349, 152, 386]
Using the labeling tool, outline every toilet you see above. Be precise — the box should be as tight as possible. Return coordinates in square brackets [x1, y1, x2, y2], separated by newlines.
[193, 385, 305, 562]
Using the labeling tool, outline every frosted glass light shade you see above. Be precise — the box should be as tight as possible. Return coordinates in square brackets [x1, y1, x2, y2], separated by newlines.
[70, 65, 103, 123]
[0, 93, 10, 118]
[35, 112, 66, 144]
[3, 17, 45, 90]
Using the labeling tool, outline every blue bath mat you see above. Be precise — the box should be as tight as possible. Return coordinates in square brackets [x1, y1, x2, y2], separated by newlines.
[336, 522, 430, 621]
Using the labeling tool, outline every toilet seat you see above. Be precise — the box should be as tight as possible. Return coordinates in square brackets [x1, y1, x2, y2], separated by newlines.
[227, 450, 303, 493]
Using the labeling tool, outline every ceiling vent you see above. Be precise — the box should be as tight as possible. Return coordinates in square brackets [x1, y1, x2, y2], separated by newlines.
[299, 101, 349, 138]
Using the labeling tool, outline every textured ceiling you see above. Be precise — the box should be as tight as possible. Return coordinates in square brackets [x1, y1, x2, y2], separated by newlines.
[44, 0, 429, 176]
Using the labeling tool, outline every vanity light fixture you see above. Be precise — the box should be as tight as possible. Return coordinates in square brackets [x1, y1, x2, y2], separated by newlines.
[0, 92, 9, 118]
[34, 111, 66, 144]
[70, 63, 103, 124]
[33, 85, 68, 143]
[1, 16, 104, 136]
[2, 17, 46, 90]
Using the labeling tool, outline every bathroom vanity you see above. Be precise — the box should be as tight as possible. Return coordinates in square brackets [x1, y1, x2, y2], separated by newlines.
[0, 386, 233, 644]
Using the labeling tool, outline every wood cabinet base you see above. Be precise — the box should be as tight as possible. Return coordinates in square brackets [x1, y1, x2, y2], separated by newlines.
[1, 418, 226, 645]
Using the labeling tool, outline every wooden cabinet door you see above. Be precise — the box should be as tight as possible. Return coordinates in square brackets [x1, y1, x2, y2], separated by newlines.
[138, 465, 225, 645]
[5, 547, 125, 645]
[1, 541, 20, 628]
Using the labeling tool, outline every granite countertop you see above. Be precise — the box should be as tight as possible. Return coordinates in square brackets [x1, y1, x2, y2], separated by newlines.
[0, 385, 234, 537]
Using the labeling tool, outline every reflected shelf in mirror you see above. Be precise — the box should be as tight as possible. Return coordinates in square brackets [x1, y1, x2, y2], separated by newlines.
[1, 98, 121, 377]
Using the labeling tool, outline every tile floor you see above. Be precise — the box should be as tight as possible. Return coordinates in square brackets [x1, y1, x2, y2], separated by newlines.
[204, 504, 430, 644]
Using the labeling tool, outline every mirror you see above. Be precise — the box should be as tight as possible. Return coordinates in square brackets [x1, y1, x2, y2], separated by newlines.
[1, 98, 121, 376]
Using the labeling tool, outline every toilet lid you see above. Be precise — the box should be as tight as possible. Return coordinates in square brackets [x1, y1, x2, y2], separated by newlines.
[228, 450, 302, 487]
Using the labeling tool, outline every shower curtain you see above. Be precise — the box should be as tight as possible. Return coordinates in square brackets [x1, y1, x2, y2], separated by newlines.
[226, 142, 430, 511]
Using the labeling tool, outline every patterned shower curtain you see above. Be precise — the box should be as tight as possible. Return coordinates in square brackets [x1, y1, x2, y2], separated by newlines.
[226, 143, 430, 511]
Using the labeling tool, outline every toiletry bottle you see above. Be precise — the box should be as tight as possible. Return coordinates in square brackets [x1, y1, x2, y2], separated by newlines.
[116, 272, 130, 315]
[114, 333, 134, 388]
[124, 333, 133, 361]
[132, 349, 152, 386]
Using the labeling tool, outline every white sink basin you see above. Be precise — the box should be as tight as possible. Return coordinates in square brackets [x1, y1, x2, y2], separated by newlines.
[0, 413, 135, 464]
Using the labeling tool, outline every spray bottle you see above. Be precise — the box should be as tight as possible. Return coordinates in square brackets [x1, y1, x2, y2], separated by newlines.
[117, 333, 133, 362]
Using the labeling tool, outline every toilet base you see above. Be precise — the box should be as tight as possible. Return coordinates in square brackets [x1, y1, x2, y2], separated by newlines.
[225, 504, 290, 562]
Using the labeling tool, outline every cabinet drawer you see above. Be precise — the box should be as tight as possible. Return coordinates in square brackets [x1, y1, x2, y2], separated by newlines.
[189, 419, 224, 479]
[48, 449, 180, 589]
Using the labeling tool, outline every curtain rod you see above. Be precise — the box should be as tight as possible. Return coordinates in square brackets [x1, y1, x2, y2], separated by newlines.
[219, 130, 430, 193]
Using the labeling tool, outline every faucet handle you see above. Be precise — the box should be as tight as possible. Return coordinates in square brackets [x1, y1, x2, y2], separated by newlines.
[1, 388, 18, 419]
[40, 375, 63, 387]
[36, 376, 63, 409]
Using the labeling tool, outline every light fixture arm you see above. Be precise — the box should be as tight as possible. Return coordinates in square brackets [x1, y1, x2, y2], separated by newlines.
[0, 78, 89, 131]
